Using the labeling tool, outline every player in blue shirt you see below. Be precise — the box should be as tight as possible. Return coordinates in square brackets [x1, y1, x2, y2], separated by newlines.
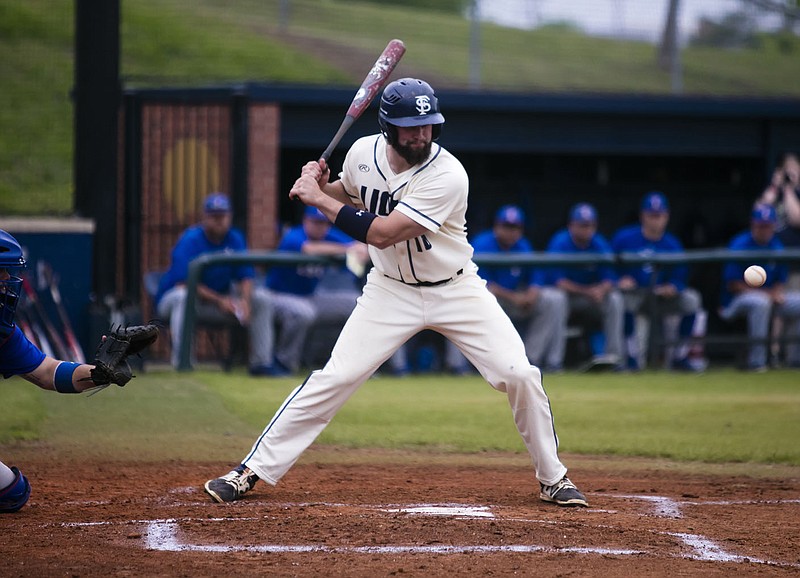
[546, 203, 624, 369]
[467, 205, 567, 372]
[719, 203, 800, 371]
[156, 193, 278, 374]
[0, 229, 110, 513]
[611, 192, 705, 372]
[266, 206, 374, 373]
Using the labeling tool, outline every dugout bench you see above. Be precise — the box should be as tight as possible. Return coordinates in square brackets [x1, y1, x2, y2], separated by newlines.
[176, 249, 800, 372]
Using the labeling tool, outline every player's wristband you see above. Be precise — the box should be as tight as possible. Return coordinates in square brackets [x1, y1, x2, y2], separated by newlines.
[54, 361, 80, 394]
[334, 205, 377, 244]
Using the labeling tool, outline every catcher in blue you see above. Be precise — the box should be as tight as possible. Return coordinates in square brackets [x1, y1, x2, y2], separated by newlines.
[205, 78, 588, 507]
[0, 229, 158, 513]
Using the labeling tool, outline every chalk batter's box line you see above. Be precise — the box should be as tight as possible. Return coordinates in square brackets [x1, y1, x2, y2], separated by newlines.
[51, 496, 800, 569]
[139, 518, 798, 567]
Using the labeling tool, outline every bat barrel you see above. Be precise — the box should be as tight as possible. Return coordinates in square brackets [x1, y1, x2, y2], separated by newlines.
[319, 39, 406, 162]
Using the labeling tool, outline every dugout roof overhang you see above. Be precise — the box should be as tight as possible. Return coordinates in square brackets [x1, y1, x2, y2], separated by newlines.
[124, 83, 800, 159]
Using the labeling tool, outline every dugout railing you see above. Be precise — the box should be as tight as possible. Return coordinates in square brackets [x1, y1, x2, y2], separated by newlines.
[177, 249, 800, 371]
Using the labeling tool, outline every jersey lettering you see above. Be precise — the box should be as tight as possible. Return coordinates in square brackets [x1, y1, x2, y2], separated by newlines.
[359, 185, 435, 252]
[412, 234, 433, 253]
[359, 185, 398, 217]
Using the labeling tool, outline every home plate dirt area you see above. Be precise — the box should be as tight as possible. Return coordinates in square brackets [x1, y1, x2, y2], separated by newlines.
[2, 458, 799, 577]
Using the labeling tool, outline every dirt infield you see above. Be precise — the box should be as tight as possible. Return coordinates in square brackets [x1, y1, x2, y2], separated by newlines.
[2, 454, 799, 577]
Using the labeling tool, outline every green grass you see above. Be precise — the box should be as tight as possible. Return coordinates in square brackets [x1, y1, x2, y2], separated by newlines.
[2, 368, 798, 467]
[546, 371, 800, 464]
[121, 0, 349, 86]
[2, 0, 799, 215]
[0, 379, 46, 443]
[0, 0, 74, 213]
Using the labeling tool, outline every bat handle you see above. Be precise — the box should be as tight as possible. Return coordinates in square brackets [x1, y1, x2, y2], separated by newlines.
[319, 115, 356, 163]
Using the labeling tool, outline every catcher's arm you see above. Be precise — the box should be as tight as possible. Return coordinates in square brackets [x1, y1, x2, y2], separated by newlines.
[23, 357, 96, 392]
[21, 323, 160, 394]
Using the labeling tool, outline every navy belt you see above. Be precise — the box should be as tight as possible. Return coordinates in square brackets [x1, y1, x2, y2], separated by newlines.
[386, 269, 463, 287]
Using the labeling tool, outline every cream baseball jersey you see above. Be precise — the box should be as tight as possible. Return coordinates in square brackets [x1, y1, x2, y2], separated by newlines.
[339, 134, 473, 284]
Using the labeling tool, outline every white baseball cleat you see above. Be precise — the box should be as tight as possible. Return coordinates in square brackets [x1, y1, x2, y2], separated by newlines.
[204, 467, 259, 503]
[539, 476, 589, 507]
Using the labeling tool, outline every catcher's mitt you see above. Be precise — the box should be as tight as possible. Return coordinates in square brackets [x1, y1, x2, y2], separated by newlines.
[89, 324, 160, 390]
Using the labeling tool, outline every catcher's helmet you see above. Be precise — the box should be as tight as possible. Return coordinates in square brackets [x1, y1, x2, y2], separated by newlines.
[378, 78, 445, 144]
[0, 229, 26, 336]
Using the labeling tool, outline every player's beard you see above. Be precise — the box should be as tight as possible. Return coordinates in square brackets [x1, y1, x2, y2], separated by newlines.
[392, 139, 432, 166]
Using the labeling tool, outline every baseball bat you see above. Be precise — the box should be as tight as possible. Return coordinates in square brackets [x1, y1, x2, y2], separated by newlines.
[43, 263, 86, 363]
[18, 304, 55, 358]
[318, 39, 406, 162]
[15, 308, 41, 349]
[21, 275, 68, 360]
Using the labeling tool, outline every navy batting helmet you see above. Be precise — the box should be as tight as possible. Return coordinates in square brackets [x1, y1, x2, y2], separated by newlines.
[0, 229, 26, 336]
[378, 78, 445, 144]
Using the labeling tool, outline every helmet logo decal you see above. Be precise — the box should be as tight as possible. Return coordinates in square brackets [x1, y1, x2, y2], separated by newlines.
[414, 95, 432, 115]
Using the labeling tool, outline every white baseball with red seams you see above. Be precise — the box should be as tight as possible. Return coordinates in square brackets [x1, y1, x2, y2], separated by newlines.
[744, 265, 767, 287]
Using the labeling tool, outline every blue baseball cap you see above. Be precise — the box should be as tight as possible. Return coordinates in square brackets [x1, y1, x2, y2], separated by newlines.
[304, 206, 329, 221]
[569, 203, 597, 224]
[751, 203, 777, 224]
[641, 191, 669, 213]
[495, 205, 525, 226]
[203, 193, 231, 213]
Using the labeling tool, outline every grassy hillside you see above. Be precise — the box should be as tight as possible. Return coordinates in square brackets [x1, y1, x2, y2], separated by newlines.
[0, 1, 74, 214]
[1, 0, 799, 215]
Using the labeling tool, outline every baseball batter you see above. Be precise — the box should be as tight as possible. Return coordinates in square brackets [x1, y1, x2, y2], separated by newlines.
[204, 78, 587, 507]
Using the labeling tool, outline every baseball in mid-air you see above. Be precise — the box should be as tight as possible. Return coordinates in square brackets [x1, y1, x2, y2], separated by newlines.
[744, 265, 767, 287]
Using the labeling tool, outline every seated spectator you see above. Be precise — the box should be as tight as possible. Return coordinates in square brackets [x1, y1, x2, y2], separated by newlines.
[758, 152, 800, 249]
[267, 207, 409, 375]
[266, 207, 362, 373]
[463, 205, 567, 373]
[719, 203, 800, 371]
[611, 191, 706, 372]
[156, 193, 278, 374]
[546, 203, 624, 370]
[757, 152, 800, 288]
